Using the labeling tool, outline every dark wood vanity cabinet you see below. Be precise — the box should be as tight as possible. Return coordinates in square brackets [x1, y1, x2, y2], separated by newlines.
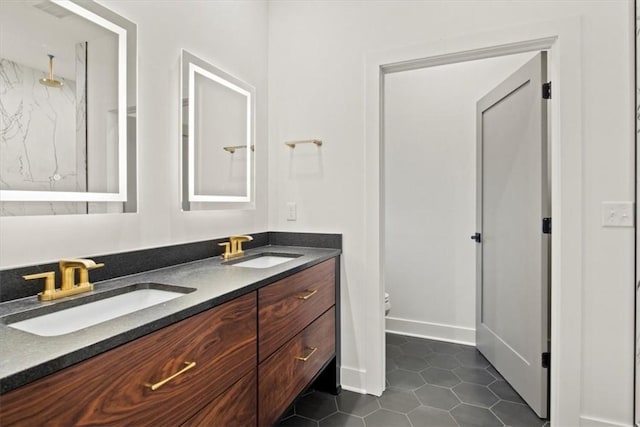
[182, 368, 257, 427]
[0, 257, 339, 427]
[0, 293, 257, 427]
[258, 258, 338, 426]
[258, 258, 335, 362]
[259, 307, 336, 426]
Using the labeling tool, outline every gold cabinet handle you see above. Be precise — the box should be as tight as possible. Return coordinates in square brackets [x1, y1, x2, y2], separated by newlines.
[295, 347, 318, 362]
[296, 289, 318, 300]
[145, 361, 196, 391]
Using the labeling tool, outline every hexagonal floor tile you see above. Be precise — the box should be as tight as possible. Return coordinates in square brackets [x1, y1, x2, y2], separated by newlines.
[492, 401, 546, 427]
[336, 391, 380, 417]
[386, 344, 403, 358]
[408, 406, 458, 427]
[386, 369, 425, 390]
[320, 412, 365, 427]
[295, 391, 338, 421]
[450, 403, 503, 427]
[424, 352, 461, 369]
[385, 358, 398, 372]
[414, 384, 460, 410]
[489, 380, 525, 404]
[486, 365, 504, 380]
[452, 382, 499, 408]
[400, 341, 432, 357]
[394, 354, 429, 372]
[421, 367, 461, 387]
[276, 415, 318, 427]
[281, 404, 295, 420]
[453, 366, 497, 385]
[378, 387, 420, 413]
[455, 350, 490, 368]
[364, 409, 411, 427]
[386, 333, 408, 346]
[429, 340, 470, 354]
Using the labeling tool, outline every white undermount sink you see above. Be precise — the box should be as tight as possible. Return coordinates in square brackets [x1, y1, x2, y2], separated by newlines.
[7, 284, 194, 337]
[230, 254, 299, 269]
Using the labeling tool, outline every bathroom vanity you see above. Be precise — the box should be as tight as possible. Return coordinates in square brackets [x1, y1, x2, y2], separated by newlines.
[0, 238, 340, 426]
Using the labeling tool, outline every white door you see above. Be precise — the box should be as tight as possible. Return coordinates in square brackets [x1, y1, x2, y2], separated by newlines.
[475, 52, 550, 418]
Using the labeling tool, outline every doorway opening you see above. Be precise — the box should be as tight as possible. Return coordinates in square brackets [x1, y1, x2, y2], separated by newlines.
[383, 50, 549, 422]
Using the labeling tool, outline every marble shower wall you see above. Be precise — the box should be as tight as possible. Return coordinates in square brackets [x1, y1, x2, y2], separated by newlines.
[0, 42, 87, 215]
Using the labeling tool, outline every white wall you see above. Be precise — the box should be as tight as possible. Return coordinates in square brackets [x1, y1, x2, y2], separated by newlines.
[268, 1, 634, 425]
[0, 0, 269, 267]
[384, 53, 536, 345]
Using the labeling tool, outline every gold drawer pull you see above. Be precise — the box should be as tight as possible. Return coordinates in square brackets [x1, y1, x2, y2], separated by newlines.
[295, 346, 318, 362]
[296, 289, 318, 300]
[145, 361, 196, 391]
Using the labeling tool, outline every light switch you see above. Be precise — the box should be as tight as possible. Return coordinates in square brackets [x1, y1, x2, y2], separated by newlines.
[601, 201, 634, 227]
[287, 202, 297, 221]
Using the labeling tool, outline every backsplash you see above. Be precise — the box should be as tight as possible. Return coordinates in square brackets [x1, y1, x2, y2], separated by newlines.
[0, 232, 341, 302]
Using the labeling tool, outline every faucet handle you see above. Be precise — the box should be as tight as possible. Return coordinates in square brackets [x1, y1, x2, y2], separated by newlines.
[88, 262, 105, 270]
[23, 271, 56, 300]
[218, 242, 232, 259]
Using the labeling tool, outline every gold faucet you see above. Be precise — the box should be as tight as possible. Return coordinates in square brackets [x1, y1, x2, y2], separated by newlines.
[23, 258, 104, 301]
[219, 235, 253, 260]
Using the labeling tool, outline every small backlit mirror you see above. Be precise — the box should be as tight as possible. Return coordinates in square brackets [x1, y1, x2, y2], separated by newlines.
[180, 49, 255, 210]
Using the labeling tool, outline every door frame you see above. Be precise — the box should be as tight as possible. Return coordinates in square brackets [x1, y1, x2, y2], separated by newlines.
[364, 18, 583, 424]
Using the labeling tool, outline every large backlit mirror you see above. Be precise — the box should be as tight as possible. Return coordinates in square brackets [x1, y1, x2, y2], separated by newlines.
[0, 0, 137, 216]
[181, 49, 255, 211]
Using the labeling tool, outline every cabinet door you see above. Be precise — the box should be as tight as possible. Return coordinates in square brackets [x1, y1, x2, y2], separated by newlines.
[0, 293, 257, 427]
[259, 259, 335, 361]
[259, 307, 335, 426]
[182, 368, 256, 427]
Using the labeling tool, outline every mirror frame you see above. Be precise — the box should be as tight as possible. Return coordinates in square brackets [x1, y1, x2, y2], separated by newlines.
[0, 0, 137, 205]
[180, 49, 256, 210]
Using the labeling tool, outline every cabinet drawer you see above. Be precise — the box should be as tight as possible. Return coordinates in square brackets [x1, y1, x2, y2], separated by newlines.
[182, 368, 256, 427]
[0, 292, 257, 427]
[258, 259, 335, 361]
[258, 307, 335, 427]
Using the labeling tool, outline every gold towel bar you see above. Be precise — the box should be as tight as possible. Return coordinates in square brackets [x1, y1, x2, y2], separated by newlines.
[285, 139, 322, 148]
[223, 145, 255, 154]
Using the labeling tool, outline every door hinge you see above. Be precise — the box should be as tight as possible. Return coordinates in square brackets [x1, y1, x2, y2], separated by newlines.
[542, 352, 550, 368]
[470, 233, 481, 243]
[542, 82, 552, 99]
[542, 218, 551, 234]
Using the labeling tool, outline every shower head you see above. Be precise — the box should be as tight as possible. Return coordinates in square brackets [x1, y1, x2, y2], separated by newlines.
[39, 54, 63, 88]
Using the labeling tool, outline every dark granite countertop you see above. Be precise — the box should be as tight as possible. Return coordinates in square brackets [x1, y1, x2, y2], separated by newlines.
[0, 244, 340, 394]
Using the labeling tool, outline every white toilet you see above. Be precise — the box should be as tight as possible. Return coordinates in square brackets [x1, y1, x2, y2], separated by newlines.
[384, 292, 391, 315]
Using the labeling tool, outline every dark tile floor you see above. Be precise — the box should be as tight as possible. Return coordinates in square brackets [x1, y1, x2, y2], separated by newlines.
[277, 333, 549, 427]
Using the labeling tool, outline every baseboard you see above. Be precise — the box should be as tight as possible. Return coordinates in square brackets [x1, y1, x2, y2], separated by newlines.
[580, 415, 631, 427]
[386, 316, 475, 346]
[341, 366, 367, 394]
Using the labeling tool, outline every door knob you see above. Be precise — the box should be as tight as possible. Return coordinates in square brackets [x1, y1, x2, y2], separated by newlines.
[470, 233, 481, 243]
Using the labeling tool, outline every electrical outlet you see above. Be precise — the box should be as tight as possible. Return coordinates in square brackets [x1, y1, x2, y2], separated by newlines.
[287, 202, 297, 221]
[601, 201, 634, 227]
